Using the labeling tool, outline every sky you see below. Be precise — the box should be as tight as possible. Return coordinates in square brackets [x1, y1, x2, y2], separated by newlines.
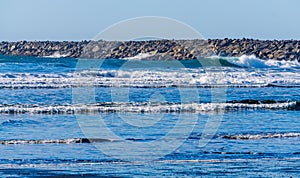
[1, 0, 300, 41]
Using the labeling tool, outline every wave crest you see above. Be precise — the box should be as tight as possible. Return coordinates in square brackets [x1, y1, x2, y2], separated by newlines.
[217, 55, 300, 68]
[0, 101, 298, 114]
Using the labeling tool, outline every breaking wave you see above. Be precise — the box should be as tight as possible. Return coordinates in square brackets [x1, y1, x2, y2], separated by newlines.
[43, 52, 69, 58]
[124, 53, 155, 60]
[0, 66, 300, 89]
[121, 54, 300, 69]
[214, 55, 300, 69]
[0, 100, 298, 114]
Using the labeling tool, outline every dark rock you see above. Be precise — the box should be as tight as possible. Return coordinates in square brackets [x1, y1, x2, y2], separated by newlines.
[0, 39, 300, 61]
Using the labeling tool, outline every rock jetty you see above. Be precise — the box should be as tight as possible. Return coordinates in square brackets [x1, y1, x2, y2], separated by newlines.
[0, 39, 300, 60]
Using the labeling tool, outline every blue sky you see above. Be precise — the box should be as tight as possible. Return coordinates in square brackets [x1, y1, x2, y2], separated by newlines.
[1, 0, 300, 41]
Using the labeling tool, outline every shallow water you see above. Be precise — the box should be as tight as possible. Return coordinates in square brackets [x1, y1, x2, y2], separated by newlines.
[0, 55, 299, 177]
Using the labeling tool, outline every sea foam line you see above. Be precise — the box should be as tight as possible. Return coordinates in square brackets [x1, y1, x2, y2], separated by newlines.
[0, 138, 116, 145]
[0, 101, 298, 114]
[222, 132, 300, 140]
[0, 69, 300, 89]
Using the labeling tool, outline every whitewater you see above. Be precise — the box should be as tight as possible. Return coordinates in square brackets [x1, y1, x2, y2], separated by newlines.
[0, 54, 299, 177]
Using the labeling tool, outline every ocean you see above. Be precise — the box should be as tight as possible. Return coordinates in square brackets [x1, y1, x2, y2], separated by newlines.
[0, 54, 299, 177]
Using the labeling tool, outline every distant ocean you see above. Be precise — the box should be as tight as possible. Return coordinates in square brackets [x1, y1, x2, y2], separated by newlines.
[0, 54, 299, 177]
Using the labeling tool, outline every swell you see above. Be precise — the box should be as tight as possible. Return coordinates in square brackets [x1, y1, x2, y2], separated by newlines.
[0, 100, 299, 114]
[2, 132, 300, 145]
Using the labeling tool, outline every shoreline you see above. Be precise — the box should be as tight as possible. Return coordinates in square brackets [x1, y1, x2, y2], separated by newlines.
[0, 39, 300, 60]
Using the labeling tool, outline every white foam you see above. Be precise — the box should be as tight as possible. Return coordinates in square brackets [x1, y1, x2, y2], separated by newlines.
[223, 132, 300, 140]
[0, 67, 300, 88]
[0, 138, 80, 144]
[43, 52, 69, 58]
[226, 55, 300, 68]
[0, 138, 115, 144]
[0, 101, 297, 114]
[124, 53, 155, 60]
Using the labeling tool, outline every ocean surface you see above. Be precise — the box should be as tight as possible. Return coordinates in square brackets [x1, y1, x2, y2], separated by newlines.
[0, 54, 299, 177]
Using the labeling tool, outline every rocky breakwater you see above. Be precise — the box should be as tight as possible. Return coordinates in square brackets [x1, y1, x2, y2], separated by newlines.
[0, 41, 90, 58]
[0, 39, 300, 61]
[209, 38, 300, 61]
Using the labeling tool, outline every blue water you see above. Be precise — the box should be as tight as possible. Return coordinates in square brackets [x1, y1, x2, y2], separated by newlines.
[0, 55, 299, 177]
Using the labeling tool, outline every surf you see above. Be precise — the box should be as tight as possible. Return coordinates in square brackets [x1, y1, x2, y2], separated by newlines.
[0, 100, 298, 114]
